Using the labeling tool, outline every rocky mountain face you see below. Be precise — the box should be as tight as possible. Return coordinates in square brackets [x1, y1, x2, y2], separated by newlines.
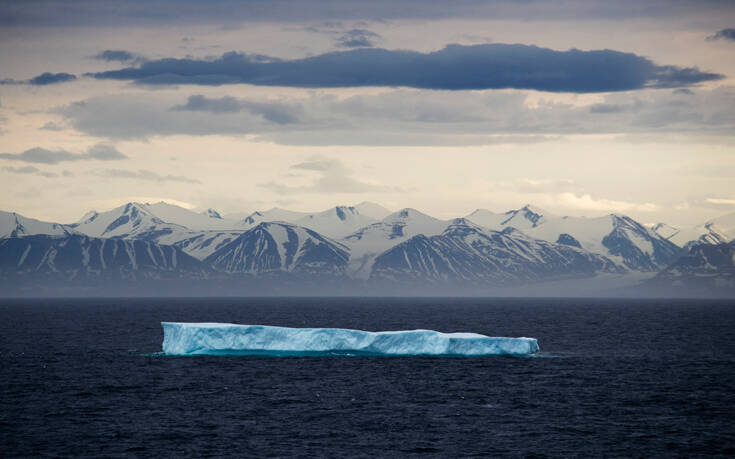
[370, 220, 623, 285]
[467, 206, 682, 272]
[652, 212, 735, 250]
[206, 222, 350, 276]
[645, 241, 735, 296]
[0, 211, 74, 238]
[0, 234, 205, 281]
[1, 202, 733, 296]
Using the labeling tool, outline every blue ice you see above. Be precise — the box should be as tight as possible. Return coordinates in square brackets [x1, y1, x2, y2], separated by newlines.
[161, 322, 539, 357]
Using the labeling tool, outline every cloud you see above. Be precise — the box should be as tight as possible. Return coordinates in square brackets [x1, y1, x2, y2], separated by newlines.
[97, 169, 201, 184]
[3, 1, 733, 27]
[40, 121, 65, 131]
[1, 72, 77, 86]
[336, 29, 381, 48]
[2, 165, 58, 178]
[510, 178, 579, 194]
[557, 192, 659, 212]
[589, 103, 625, 114]
[28, 72, 77, 85]
[93, 49, 139, 62]
[172, 94, 301, 123]
[59, 86, 735, 145]
[706, 198, 735, 205]
[261, 156, 392, 194]
[676, 196, 735, 211]
[87, 44, 722, 92]
[706, 28, 735, 41]
[0, 144, 127, 164]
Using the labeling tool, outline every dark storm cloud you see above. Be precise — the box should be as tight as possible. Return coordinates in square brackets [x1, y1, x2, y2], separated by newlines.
[0, 144, 127, 164]
[87, 44, 723, 93]
[93, 50, 139, 62]
[336, 29, 381, 48]
[172, 95, 301, 124]
[706, 28, 735, 41]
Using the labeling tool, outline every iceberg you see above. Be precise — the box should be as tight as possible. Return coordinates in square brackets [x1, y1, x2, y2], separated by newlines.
[161, 322, 539, 357]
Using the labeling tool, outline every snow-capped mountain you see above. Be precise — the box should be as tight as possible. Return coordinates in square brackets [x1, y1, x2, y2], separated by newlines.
[467, 207, 681, 271]
[0, 234, 205, 280]
[68, 202, 248, 260]
[342, 208, 450, 277]
[650, 223, 679, 241]
[467, 204, 551, 231]
[653, 212, 735, 249]
[292, 206, 377, 239]
[206, 222, 350, 276]
[2, 201, 733, 296]
[70, 202, 189, 238]
[202, 208, 223, 219]
[170, 231, 243, 260]
[237, 208, 309, 226]
[647, 241, 735, 295]
[0, 211, 75, 238]
[353, 202, 392, 220]
[72, 202, 245, 235]
[369, 219, 622, 284]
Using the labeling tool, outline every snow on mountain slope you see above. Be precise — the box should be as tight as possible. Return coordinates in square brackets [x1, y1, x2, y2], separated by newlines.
[132, 202, 243, 231]
[0, 211, 74, 238]
[238, 208, 310, 226]
[651, 223, 679, 240]
[466, 205, 681, 272]
[522, 214, 681, 271]
[292, 206, 377, 239]
[342, 208, 450, 278]
[160, 231, 241, 260]
[70, 202, 189, 238]
[71, 202, 246, 237]
[466, 204, 552, 231]
[202, 208, 223, 219]
[0, 234, 205, 279]
[206, 222, 349, 276]
[354, 202, 392, 220]
[648, 241, 735, 294]
[370, 219, 623, 283]
[68, 202, 251, 260]
[660, 212, 735, 249]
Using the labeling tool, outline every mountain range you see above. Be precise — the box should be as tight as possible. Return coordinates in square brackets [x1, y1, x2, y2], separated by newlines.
[0, 202, 733, 297]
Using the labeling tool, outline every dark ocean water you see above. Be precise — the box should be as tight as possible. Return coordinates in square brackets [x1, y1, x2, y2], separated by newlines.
[1, 297, 734, 458]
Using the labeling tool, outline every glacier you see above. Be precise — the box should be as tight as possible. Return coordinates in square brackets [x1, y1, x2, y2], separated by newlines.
[161, 322, 539, 357]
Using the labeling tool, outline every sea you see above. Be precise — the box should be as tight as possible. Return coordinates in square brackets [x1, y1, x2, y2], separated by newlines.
[1, 297, 734, 457]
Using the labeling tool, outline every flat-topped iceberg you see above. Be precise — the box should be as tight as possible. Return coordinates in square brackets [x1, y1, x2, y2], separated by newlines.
[161, 322, 539, 357]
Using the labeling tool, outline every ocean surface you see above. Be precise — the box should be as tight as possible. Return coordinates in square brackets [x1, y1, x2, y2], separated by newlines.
[1, 297, 734, 457]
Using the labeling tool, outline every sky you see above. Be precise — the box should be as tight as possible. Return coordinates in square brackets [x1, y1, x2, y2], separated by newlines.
[0, 0, 734, 226]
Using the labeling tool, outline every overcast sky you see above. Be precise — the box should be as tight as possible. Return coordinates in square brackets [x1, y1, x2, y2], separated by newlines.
[1, 0, 734, 225]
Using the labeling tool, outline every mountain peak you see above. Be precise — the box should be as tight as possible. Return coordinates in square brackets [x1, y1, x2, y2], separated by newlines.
[203, 208, 222, 219]
[386, 208, 430, 221]
[353, 202, 392, 220]
[520, 204, 548, 215]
